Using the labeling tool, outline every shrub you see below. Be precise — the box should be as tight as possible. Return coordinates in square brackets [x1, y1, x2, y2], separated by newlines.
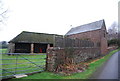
[108, 39, 120, 47]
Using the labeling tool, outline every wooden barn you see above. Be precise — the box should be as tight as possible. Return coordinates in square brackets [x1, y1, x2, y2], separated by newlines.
[65, 19, 108, 55]
[8, 31, 62, 53]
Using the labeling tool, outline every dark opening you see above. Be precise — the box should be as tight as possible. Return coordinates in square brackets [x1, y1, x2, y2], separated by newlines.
[15, 43, 31, 53]
[34, 43, 47, 53]
[50, 44, 53, 47]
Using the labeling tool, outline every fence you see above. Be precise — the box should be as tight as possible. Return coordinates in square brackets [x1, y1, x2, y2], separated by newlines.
[54, 36, 95, 48]
[0, 53, 46, 79]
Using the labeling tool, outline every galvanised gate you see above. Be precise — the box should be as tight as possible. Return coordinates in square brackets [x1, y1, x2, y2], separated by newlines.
[0, 53, 46, 79]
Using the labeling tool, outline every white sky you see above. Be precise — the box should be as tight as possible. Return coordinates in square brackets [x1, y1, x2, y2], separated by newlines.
[0, 0, 118, 41]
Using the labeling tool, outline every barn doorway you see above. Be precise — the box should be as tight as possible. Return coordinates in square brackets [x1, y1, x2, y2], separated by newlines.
[34, 43, 53, 53]
[15, 43, 31, 53]
[14, 43, 53, 53]
[34, 43, 47, 53]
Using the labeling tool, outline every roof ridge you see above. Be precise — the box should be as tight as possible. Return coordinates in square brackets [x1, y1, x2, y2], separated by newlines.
[9, 31, 63, 43]
[22, 31, 62, 36]
[65, 19, 105, 35]
[72, 19, 104, 29]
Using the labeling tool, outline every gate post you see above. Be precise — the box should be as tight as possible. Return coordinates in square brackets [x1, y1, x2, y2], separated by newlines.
[46, 48, 56, 72]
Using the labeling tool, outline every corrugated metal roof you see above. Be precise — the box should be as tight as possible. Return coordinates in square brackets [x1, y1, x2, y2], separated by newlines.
[65, 19, 105, 35]
[9, 31, 63, 43]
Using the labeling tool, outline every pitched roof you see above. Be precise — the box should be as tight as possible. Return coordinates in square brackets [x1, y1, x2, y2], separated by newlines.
[65, 19, 105, 35]
[9, 31, 62, 43]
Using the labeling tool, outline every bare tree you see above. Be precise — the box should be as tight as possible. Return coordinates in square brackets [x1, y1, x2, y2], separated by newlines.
[108, 22, 118, 34]
[107, 22, 118, 40]
[0, 0, 9, 27]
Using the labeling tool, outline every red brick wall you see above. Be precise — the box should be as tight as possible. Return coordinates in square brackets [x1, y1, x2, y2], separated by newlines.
[100, 26, 108, 54]
[101, 37, 108, 54]
[66, 30, 101, 45]
[66, 29, 108, 55]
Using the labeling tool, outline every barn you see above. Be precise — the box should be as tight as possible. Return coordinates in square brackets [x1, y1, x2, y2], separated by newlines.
[65, 19, 108, 55]
[8, 31, 62, 53]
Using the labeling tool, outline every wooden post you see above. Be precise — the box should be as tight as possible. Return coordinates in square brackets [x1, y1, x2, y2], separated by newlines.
[31, 43, 34, 53]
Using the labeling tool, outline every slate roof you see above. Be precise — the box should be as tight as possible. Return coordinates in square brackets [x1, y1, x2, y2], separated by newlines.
[9, 31, 63, 43]
[65, 19, 105, 35]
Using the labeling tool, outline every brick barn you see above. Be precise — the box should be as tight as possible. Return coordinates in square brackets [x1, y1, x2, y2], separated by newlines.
[8, 31, 62, 53]
[65, 19, 108, 55]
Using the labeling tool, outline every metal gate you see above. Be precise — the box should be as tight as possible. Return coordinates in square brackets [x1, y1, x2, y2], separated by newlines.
[0, 53, 46, 79]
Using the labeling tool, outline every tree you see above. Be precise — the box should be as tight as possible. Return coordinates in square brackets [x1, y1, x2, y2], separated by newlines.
[107, 22, 118, 40]
[108, 39, 120, 47]
[0, 41, 8, 48]
[0, 0, 9, 28]
[108, 22, 118, 34]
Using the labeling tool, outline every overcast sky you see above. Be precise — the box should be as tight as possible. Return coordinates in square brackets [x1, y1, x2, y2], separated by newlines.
[0, 0, 119, 41]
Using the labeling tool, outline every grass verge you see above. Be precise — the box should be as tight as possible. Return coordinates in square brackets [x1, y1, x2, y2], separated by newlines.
[10, 48, 120, 80]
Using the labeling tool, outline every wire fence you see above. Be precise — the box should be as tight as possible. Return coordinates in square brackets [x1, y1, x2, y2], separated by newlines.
[0, 53, 46, 79]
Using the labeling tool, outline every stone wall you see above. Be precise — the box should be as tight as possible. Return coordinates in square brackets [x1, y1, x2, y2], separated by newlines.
[46, 47, 101, 72]
[8, 43, 15, 53]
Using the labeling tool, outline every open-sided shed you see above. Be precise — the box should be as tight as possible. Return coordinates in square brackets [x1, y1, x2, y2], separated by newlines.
[8, 31, 62, 53]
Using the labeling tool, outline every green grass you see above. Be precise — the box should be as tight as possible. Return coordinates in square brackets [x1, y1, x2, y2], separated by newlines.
[11, 48, 119, 79]
[0, 49, 46, 79]
[0, 48, 8, 53]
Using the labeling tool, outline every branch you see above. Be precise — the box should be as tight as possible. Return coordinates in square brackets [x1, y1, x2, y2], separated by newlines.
[0, 0, 9, 23]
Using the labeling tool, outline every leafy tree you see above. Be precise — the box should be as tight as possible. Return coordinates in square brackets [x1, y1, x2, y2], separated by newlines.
[108, 39, 120, 47]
